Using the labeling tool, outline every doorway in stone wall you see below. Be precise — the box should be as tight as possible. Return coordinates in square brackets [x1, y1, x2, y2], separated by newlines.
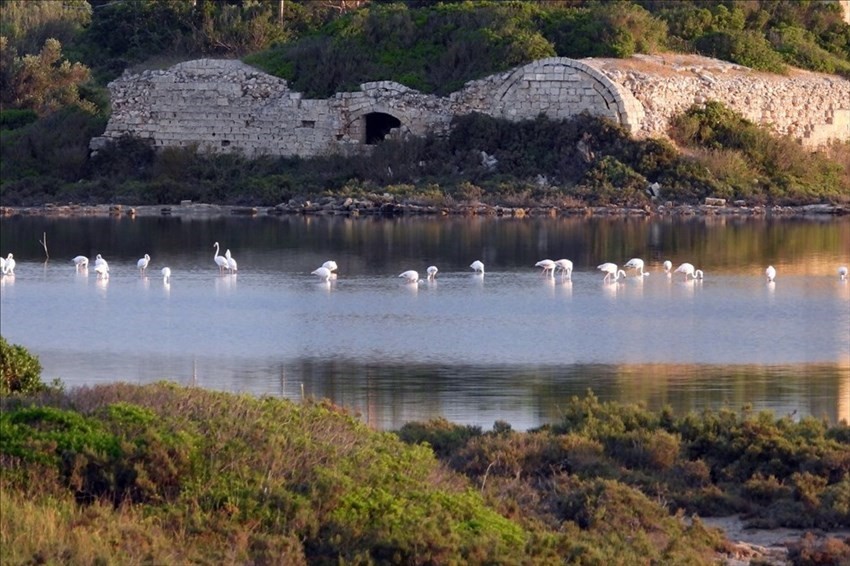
[364, 112, 401, 144]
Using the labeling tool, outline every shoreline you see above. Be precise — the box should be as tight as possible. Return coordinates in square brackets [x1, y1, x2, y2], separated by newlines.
[1, 198, 848, 220]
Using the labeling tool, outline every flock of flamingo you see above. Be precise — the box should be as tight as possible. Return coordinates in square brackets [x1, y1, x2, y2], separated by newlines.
[0, 248, 847, 285]
[383, 257, 845, 285]
[66, 242, 237, 283]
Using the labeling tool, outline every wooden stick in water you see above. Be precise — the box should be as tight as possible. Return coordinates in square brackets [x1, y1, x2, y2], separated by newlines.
[39, 232, 49, 259]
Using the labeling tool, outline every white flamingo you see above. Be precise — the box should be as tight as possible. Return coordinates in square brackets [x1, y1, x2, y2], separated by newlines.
[1, 253, 14, 275]
[470, 260, 485, 273]
[94, 254, 106, 268]
[555, 259, 573, 280]
[73, 255, 89, 270]
[427, 266, 438, 280]
[225, 249, 238, 274]
[161, 267, 171, 283]
[398, 270, 420, 284]
[624, 258, 649, 277]
[311, 266, 332, 281]
[597, 262, 626, 282]
[137, 253, 151, 274]
[322, 260, 338, 273]
[213, 242, 229, 273]
[663, 260, 673, 274]
[839, 266, 848, 281]
[535, 259, 556, 277]
[95, 261, 109, 279]
[765, 265, 776, 282]
[674, 263, 704, 280]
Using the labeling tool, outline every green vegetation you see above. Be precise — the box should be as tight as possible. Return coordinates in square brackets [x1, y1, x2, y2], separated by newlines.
[1, 1, 849, 208]
[246, 0, 850, 97]
[669, 101, 850, 204]
[3, 105, 847, 207]
[2, 383, 849, 563]
[0, 336, 45, 395]
[399, 392, 850, 535]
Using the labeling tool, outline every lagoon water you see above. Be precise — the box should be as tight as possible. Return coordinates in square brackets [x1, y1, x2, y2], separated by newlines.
[1, 214, 848, 430]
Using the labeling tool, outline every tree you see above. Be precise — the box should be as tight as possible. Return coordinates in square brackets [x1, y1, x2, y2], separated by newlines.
[7, 38, 94, 115]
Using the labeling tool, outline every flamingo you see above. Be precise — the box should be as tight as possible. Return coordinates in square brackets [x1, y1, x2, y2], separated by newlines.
[398, 270, 420, 284]
[535, 259, 556, 277]
[470, 260, 485, 273]
[95, 261, 109, 279]
[311, 266, 332, 281]
[322, 260, 338, 273]
[427, 266, 438, 280]
[73, 255, 89, 270]
[225, 249, 238, 274]
[1, 253, 14, 275]
[137, 253, 151, 274]
[624, 258, 649, 276]
[161, 267, 171, 283]
[674, 263, 704, 280]
[765, 265, 776, 282]
[213, 242, 229, 273]
[839, 266, 848, 281]
[663, 260, 672, 273]
[597, 263, 626, 282]
[555, 259, 573, 280]
[94, 254, 106, 268]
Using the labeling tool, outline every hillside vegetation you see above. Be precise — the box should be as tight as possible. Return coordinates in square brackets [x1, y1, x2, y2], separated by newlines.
[2, 380, 849, 564]
[1, 0, 849, 207]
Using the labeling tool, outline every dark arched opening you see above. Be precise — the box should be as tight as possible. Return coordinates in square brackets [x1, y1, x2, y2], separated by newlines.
[364, 112, 401, 144]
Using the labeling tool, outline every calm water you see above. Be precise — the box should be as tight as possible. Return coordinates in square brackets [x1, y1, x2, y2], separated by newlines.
[1, 214, 848, 430]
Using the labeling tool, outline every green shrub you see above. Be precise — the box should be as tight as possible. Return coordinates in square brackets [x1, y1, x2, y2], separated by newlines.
[695, 30, 788, 73]
[0, 109, 38, 130]
[0, 107, 105, 193]
[769, 25, 850, 76]
[0, 337, 44, 395]
[669, 101, 850, 204]
[396, 417, 482, 459]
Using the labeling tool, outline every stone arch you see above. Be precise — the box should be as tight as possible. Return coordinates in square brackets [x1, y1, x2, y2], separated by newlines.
[363, 111, 402, 144]
[490, 57, 644, 132]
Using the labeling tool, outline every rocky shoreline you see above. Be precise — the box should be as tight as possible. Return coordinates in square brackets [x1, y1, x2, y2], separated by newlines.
[1, 196, 847, 219]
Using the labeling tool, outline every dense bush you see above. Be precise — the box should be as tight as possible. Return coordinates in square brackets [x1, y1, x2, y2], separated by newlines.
[0, 108, 37, 130]
[695, 30, 788, 73]
[396, 391, 850, 535]
[4, 384, 848, 563]
[3, 104, 846, 208]
[670, 101, 849, 204]
[0, 336, 44, 395]
[0, 383, 557, 564]
[247, 1, 562, 97]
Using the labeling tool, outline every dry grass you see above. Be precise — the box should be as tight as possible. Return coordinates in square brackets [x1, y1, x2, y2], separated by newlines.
[0, 489, 188, 565]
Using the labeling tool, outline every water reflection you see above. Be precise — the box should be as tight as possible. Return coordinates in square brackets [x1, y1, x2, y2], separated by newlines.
[214, 274, 237, 295]
[95, 276, 109, 294]
[253, 359, 850, 430]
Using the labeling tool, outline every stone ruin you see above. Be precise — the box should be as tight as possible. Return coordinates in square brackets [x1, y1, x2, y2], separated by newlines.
[91, 54, 850, 157]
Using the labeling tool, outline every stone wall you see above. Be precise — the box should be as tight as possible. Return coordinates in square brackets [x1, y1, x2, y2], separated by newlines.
[91, 54, 850, 157]
[588, 54, 850, 147]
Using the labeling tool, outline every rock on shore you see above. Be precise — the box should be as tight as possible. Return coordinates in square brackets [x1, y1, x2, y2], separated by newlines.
[1, 197, 847, 219]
